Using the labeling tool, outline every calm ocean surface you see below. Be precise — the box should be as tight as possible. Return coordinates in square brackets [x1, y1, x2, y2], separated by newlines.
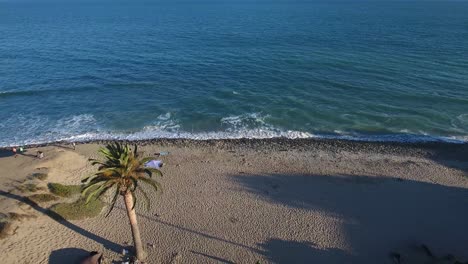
[1, 1, 467, 146]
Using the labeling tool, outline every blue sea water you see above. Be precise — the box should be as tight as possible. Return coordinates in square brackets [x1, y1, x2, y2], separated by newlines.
[1, 1, 468, 146]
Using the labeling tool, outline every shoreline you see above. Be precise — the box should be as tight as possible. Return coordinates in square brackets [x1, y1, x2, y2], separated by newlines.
[2, 137, 467, 156]
[3, 138, 467, 174]
[1, 130, 466, 149]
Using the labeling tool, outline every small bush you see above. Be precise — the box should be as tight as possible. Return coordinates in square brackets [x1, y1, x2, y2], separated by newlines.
[48, 198, 104, 220]
[16, 183, 39, 193]
[48, 183, 81, 197]
[30, 173, 48, 181]
[0, 212, 35, 239]
[27, 194, 59, 204]
[0, 213, 8, 222]
[7, 212, 36, 222]
[0, 222, 13, 239]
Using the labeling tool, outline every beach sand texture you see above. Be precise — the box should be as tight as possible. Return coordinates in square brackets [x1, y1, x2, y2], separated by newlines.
[0, 139, 467, 264]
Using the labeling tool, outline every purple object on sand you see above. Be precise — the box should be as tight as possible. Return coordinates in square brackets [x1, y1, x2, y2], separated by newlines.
[145, 160, 163, 169]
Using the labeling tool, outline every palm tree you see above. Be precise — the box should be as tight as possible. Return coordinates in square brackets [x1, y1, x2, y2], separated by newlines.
[81, 142, 162, 261]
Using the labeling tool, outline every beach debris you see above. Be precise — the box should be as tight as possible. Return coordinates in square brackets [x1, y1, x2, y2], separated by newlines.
[147, 242, 155, 248]
[122, 248, 129, 255]
[155, 151, 170, 156]
[145, 160, 163, 169]
[169, 252, 182, 264]
[36, 151, 44, 159]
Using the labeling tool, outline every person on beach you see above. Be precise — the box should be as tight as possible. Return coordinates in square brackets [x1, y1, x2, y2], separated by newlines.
[12, 147, 17, 158]
[73, 142, 76, 150]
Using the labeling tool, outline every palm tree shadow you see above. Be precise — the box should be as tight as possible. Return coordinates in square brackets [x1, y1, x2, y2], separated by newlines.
[0, 190, 122, 254]
[114, 206, 257, 252]
[189, 250, 236, 264]
[233, 173, 468, 263]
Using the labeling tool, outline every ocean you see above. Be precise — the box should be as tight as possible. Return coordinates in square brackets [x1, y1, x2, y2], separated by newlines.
[1, 1, 467, 146]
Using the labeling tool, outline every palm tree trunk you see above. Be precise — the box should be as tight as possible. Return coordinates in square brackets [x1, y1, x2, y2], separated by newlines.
[123, 191, 147, 261]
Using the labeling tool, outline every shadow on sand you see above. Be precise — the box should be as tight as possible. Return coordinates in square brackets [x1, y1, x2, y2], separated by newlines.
[0, 190, 122, 255]
[232, 173, 468, 264]
[421, 142, 468, 173]
[48, 248, 89, 264]
[0, 148, 38, 158]
[0, 149, 14, 158]
[189, 251, 236, 264]
[257, 239, 350, 264]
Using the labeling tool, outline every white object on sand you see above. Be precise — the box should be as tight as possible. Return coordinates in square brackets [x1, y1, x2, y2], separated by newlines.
[145, 160, 163, 169]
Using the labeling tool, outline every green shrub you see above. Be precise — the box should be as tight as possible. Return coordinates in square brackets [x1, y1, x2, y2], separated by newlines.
[30, 173, 48, 180]
[48, 198, 104, 220]
[48, 183, 81, 197]
[27, 194, 59, 204]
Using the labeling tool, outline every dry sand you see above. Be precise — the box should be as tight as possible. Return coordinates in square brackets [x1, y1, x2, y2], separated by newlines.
[0, 139, 467, 264]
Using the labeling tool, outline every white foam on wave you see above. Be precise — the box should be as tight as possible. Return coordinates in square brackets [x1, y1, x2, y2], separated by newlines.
[221, 113, 268, 129]
[63, 112, 314, 141]
[0, 113, 101, 147]
[0, 112, 467, 147]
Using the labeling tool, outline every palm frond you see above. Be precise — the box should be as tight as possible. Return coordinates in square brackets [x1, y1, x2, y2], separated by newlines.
[85, 181, 115, 205]
[133, 144, 138, 157]
[139, 177, 162, 194]
[144, 168, 163, 178]
[105, 185, 121, 217]
[82, 176, 118, 195]
[137, 186, 151, 210]
[129, 177, 138, 192]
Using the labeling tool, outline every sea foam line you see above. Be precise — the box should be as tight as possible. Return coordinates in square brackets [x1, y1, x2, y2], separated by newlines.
[0, 112, 466, 147]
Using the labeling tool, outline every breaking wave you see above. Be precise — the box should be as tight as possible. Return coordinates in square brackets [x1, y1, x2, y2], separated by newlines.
[0, 112, 466, 147]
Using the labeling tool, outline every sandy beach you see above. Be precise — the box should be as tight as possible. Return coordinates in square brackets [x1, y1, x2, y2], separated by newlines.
[0, 139, 467, 264]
